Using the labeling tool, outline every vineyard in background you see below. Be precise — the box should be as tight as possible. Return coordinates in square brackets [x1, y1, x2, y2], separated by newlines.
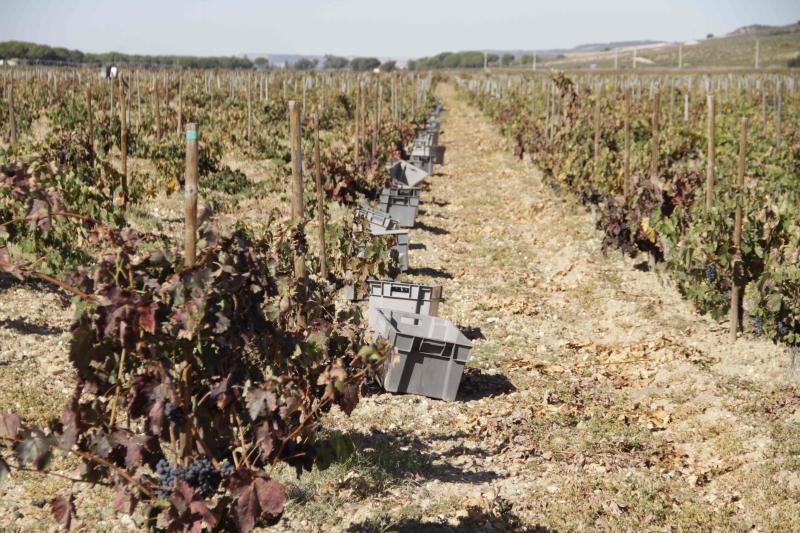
[460, 69, 800, 348]
[0, 66, 436, 530]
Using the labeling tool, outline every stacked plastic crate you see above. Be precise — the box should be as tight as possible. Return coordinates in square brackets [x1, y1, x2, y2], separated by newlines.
[351, 101, 473, 401]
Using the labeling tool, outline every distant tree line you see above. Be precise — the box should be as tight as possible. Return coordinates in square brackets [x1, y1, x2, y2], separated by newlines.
[0, 42, 395, 71]
[407, 51, 555, 69]
[408, 51, 498, 69]
[320, 55, 383, 71]
[0, 41, 254, 69]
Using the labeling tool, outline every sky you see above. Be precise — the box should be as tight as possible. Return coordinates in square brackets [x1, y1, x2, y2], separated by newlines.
[1, 0, 799, 58]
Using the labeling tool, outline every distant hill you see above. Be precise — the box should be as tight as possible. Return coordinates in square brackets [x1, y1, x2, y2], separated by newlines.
[507, 21, 800, 70]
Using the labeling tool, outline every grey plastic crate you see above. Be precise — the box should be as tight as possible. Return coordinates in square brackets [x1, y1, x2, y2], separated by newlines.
[409, 155, 433, 175]
[373, 309, 472, 401]
[410, 143, 430, 158]
[389, 160, 428, 188]
[430, 145, 446, 165]
[366, 279, 442, 329]
[358, 205, 398, 232]
[378, 194, 420, 228]
[415, 130, 438, 146]
[381, 186, 421, 198]
[370, 227, 409, 272]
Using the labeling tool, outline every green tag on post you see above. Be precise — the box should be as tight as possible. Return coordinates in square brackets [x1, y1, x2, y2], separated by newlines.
[186, 130, 198, 141]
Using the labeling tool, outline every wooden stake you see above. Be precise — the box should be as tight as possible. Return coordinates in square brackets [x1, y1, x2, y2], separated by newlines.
[119, 75, 128, 206]
[246, 75, 253, 144]
[8, 76, 16, 145]
[289, 101, 307, 327]
[593, 91, 601, 181]
[623, 89, 631, 199]
[314, 110, 328, 280]
[155, 78, 162, 140]
[775, 80, 782, 149]
[730, 116, 748, 341]
[650, 90, 660, 179]
[87, 83, 94, 161]
[354, 81, 361, 168]
[372, 81, 381, 164]
[177, 76, 183, 136]
[184, 123, 199, 267]
[706, 94, 716, 210]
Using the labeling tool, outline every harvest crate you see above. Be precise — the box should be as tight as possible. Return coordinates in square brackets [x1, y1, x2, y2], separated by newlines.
[378, 194, 420, 228]
[408, 155, 433, 175]
[389, 160, 429, 187]
[381, 186, 421, 198]
[358, 205, 398, 232]
[373, 309, 472, 401]
[366, 279, 442, 329]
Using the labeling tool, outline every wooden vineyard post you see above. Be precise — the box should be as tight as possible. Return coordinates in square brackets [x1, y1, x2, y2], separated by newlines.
[246, 74, 253, 144]
[706, 94, 716, 210]
[136, 72, 141, 129]
[650, 89, 660, 179]
[119, 75, 129, 206]
[314, 110, 328, 280]
[593, 90, 601, 182]
[730, 116, 748, 341]
[8, 75, 16, 145]
[354, 81, 361, 169]
[87, 82, 94, 161]
[109, 76, 114, 116]
[177, 76, 183, 136]
[684, 91, 689, 123]
[184, 123, 199, 267]
[623, 88, 631, 200]
[289, 101, 307, 328]
[372, 81, 381, 164]
[775, 80, 782, 149]
[155, 78, 162, 140]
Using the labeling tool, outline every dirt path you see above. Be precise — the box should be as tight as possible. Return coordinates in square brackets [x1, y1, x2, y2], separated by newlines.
[273, 84, 800, 532]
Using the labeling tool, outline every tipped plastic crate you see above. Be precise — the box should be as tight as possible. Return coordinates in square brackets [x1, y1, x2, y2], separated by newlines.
[373, 309, 472, 401]
[378, 194, 419, 228]
[357, 205, 398, 232]
[366, 279, 442, 329]
[389, 160, 428, 188]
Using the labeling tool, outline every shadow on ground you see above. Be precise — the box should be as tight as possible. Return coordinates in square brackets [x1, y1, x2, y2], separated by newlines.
[407, 267, 453, 279]
[335, 428, 506, 488]
[346, 510, 555, 532]
[416, 221, 450, 235]
[457, 368, 515, 400]
[0, 318, 64, 336]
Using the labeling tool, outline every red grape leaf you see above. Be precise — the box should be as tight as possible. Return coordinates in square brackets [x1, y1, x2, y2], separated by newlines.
[0, 413, 21, 438]
[113, 487, 136, 514]
[49, 495, 74, 531]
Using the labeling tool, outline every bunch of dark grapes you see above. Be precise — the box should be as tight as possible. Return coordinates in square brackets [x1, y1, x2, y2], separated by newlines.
[155, 459, 185, 498]
[185, 457, 222, 497]
[778, 322, 790, 337]
[164, 402, 185, 425]
[752, 316, 764, 337]
[704, 265, 717, 283]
